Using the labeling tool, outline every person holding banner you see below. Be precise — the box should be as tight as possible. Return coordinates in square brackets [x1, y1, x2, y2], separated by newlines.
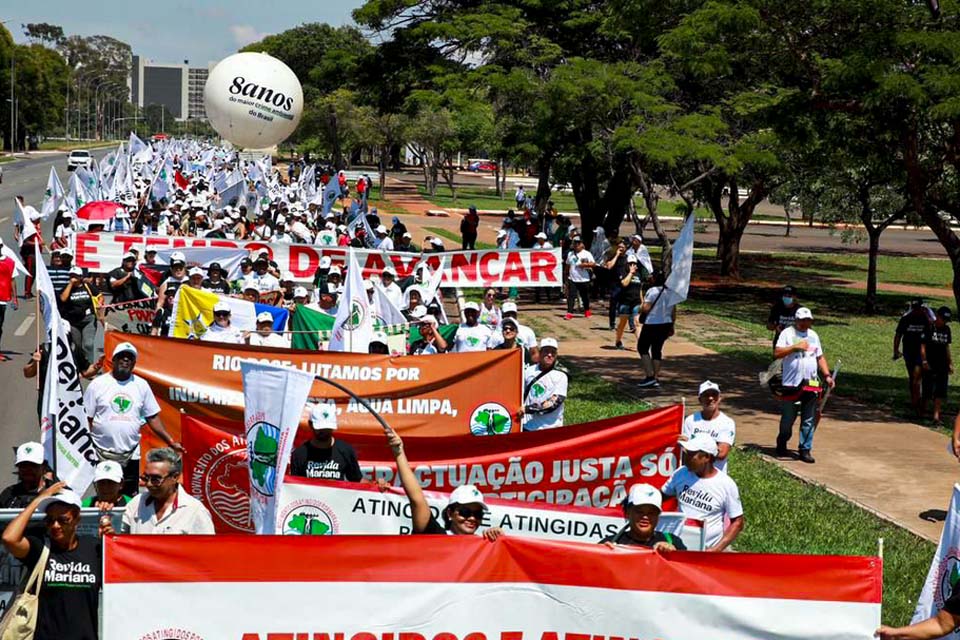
[201, 301, 244, 344]
[877, 596, 960, 639]
[384, 426, 504, 540]
[81, 461, 131, 508]
[522, 338, 568, 431]
[246, 311, 289, 348]
[601, 483, 686, 551]
[2, 482, 101, 640]
[84, 342, 183, 496]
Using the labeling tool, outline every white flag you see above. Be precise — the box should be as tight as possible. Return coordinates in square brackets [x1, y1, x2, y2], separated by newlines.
[240, 361, 314, 535]
[372, 282, 407, 329]
[14, 199, 39, 248]
[36, 244, 97, 494]
[66, 173, 90, 214]
[329, 249, 375, 353]
[40, 167, 65, 219]
[912, 483, 960, 636]
[660, 212, 696, 310]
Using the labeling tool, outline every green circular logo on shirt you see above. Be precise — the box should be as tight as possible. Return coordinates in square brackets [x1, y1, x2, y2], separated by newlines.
[111, 393, 133, 414]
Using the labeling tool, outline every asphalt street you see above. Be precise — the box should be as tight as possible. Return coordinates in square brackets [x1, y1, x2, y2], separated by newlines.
[0, 149, 110, 473]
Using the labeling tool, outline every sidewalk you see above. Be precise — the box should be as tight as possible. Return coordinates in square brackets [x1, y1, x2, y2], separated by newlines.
[382, 176, 957, 542]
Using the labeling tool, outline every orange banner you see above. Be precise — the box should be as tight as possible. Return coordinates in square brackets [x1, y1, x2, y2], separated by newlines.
[104, 332, 523, 450]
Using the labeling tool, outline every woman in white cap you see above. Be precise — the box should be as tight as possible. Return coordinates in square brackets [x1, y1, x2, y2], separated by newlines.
[246, 311, 290, 348]
[2, 481, 102, 640]
[383, 426, 504, 540]
[521, 337, 568, 431]
[202, 301, 244, 344]
[602, 483, 686, 550]
[82, 460, 131, 508]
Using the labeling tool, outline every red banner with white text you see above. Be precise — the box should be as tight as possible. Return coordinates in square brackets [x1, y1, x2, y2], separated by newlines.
[103, 535, 882, 640]
[73, 232, 561, 286]
[181, 404, 682, 532]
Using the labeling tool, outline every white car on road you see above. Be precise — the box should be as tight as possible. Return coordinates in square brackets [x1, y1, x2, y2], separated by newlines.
[67, 150, 93, 171]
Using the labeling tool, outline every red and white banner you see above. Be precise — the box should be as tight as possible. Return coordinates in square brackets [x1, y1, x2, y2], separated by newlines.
[72, 232, 562, 286]
[103, 535, 882, 640]
[182, 405, 682, 533]
[277, 477, 706, 550]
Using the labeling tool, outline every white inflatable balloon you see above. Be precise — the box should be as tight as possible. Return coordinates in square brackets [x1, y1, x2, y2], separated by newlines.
[204, 52, 303, 149]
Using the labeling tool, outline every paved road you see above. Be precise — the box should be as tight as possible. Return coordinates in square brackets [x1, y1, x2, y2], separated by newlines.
[0, 149, 109, 471]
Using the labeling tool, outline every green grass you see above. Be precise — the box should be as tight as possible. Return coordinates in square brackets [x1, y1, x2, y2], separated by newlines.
[563, 367, 933, 626]
[418, 184, 580, 212]
[0, 155, 15, 164]
[37, 139, 119, 151]
[424, 226, 498, 250]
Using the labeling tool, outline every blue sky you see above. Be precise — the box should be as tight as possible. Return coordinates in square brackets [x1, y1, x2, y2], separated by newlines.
[6, 0, 367, 66]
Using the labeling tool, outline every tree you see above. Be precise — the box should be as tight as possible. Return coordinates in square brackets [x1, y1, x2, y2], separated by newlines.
[22, 23, 64, 47]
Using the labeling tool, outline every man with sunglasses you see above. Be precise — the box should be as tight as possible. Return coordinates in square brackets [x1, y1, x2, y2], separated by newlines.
[201, 301, 243, 344]
[84, 342, 183, 496]
[385, 426, 504, 540]
[110, 447, 214, 535]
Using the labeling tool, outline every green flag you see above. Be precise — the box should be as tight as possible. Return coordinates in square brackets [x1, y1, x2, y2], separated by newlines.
[407, 324, 458, 345]
[290, 304, 336, 350]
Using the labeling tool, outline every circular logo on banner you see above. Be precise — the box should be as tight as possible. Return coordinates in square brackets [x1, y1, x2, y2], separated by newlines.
[138, 629, 205, 640]
[279, 499, 339, 535]
[203, 448, 253, 533]
[469, 402, 513, 435]
[246, 421, 280, 496]
[344, 300, 366, 331]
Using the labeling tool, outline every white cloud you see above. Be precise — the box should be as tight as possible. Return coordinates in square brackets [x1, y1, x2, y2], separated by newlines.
[228, 24, 270, 47]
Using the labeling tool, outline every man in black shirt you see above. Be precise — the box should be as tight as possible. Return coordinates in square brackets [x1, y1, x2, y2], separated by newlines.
[922, 306, 953, 425]
[107, 252, 144, 303]
[0, 441, 54, 508]
[895, 298, 933, 416]
[600, 483, 686, 551]
[290, 400, 362, 481]
[201, 262, 231, 294]
[766, 285, 800, 343]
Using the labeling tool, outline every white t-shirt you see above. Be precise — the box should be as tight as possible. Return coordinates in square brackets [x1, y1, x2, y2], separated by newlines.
[201, 324, 243, 344]
[662, 467, 743, 549]
[478, 304, 502, 329]
[248, 332, 290, 348]
[522, 365, 568, 431]
[488, 322, 537, 350]
[454, 323, 492, 352]
[83, 373, 161, 456]
[776, 325, 823, 387]
[378, 236, 395, 252]
[682, 411, 736, 472]
[251, 272, 280, 294]
[253, 224, 273, 240]
[382, 282, 403, 310]
[315, 230, 337, 246]
[567, 250, 594, 283]
[642, 286, 674, 325]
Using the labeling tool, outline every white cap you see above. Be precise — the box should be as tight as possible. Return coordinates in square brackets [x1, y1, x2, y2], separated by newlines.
[421, 314, 438, 326]
[329, 266, 342, 276]
[36, 489, 83, 513]
[382, 266, 396, 276]
[170, 251, 186, 264]
[535, 232, 547, 239]
[325, 222, 336, 230]
[448, 485, 488, 510]
[680, 433, 719, 456]
[376, 225, 388, 234]
[412, 305, 428, 319]
[496, 230, 507, 238]
[319, 256, 332, 269]
[122, 251, 137, 261]
[276, 214, 287, 225]
[310, 400, 338, 430]
[94, 460, 124, 484]
[112, 341, 138, 359]
[188, 266, 204, 277]
[540, 337, 559, 350]
[256, 311, 274, 324]
[58, 247, 73, 256]
[626, 254, 638, 264]
[213, 300, 231, 313]
[698, 380, 720, 396]
[364, 279, 374, 291]
[502, 301, 518, 314]
[15, 442, 44, 465]
[430, 238, 444, 247]
[403, 232, 412, 239]
[293, 286, 308, 298]
[68, 266, 83, 277]
[624, 483, 662, 511]
[795, 306, 813, 320]
[463, 301, 479, 312]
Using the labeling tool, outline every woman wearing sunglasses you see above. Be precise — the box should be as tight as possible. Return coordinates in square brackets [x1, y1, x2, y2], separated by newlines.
[2, 481, 102, 640]
[385, 426, 504, 540]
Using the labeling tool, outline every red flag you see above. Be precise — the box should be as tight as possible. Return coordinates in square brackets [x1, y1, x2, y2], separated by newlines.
[174, 170, 189, 190]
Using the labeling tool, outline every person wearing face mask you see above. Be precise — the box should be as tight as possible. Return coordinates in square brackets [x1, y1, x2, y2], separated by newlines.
[384, 424, 504, 540]
[681, 381, 736, 472]
[83, 342, 184, 496]
[767, 285, 800, 343]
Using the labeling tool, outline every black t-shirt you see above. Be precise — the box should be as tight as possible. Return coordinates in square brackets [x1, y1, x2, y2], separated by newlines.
[22, 535, 101, 640]
[0, 478, 54, 509]
[62, 281, 100, 325]
[600, 527, 687, 550]
[767, 301, 799, 330]
[923, 323, 953, 371]
[944, 588, 960, 616]
[620, 271, 644, 306]
[201, 278, 231, 295]
[289, 440, 362, 481]
[161, 275, 188, 308]
[411, 515, 448, 535]
[151, 307, 171, 336]
[897, 311, 931, 358]
[107, 267, 141, 303]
